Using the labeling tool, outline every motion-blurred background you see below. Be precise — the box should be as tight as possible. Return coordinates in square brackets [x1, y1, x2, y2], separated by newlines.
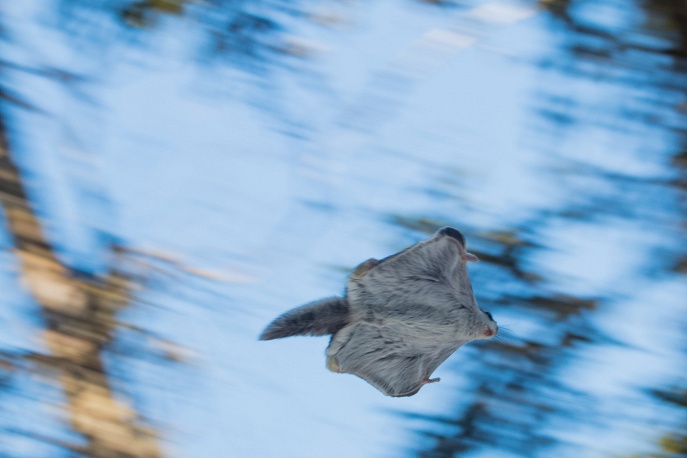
[0, 0, 686, 457]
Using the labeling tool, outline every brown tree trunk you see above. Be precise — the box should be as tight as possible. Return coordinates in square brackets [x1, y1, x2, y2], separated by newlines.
[0, 116, 162, 457]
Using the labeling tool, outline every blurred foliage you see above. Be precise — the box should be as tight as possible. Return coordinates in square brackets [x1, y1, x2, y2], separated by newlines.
[631, 388, 687, 457]
[0, 353, 13, 392]
[121, 0, 189, 27]
[402, 0, 687, 457]
[51, 0, 312, 70]
[0, 0, 686, 456]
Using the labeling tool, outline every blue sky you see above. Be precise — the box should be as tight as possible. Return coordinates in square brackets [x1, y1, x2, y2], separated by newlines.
[1, 0, 686, 457]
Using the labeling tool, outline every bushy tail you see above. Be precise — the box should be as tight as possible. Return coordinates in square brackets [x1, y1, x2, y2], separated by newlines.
[259, 297, 349, 340]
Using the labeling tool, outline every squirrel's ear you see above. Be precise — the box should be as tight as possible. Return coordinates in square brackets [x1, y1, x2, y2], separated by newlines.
[464, 252, 479, 262]
[350, 258, 379, 279]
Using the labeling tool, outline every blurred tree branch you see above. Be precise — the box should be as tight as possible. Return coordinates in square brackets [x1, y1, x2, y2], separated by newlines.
[0, 116, 162, 457]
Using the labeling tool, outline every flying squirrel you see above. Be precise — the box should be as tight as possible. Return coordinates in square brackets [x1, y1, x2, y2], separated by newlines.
[260, 227, 498, 397]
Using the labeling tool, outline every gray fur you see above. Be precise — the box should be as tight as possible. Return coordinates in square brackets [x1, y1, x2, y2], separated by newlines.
[259, 297, 349, 340]
[259, 227, 497, 397]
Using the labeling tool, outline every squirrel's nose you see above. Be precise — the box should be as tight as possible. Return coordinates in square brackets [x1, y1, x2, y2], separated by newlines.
[438, 227, 466, 247]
